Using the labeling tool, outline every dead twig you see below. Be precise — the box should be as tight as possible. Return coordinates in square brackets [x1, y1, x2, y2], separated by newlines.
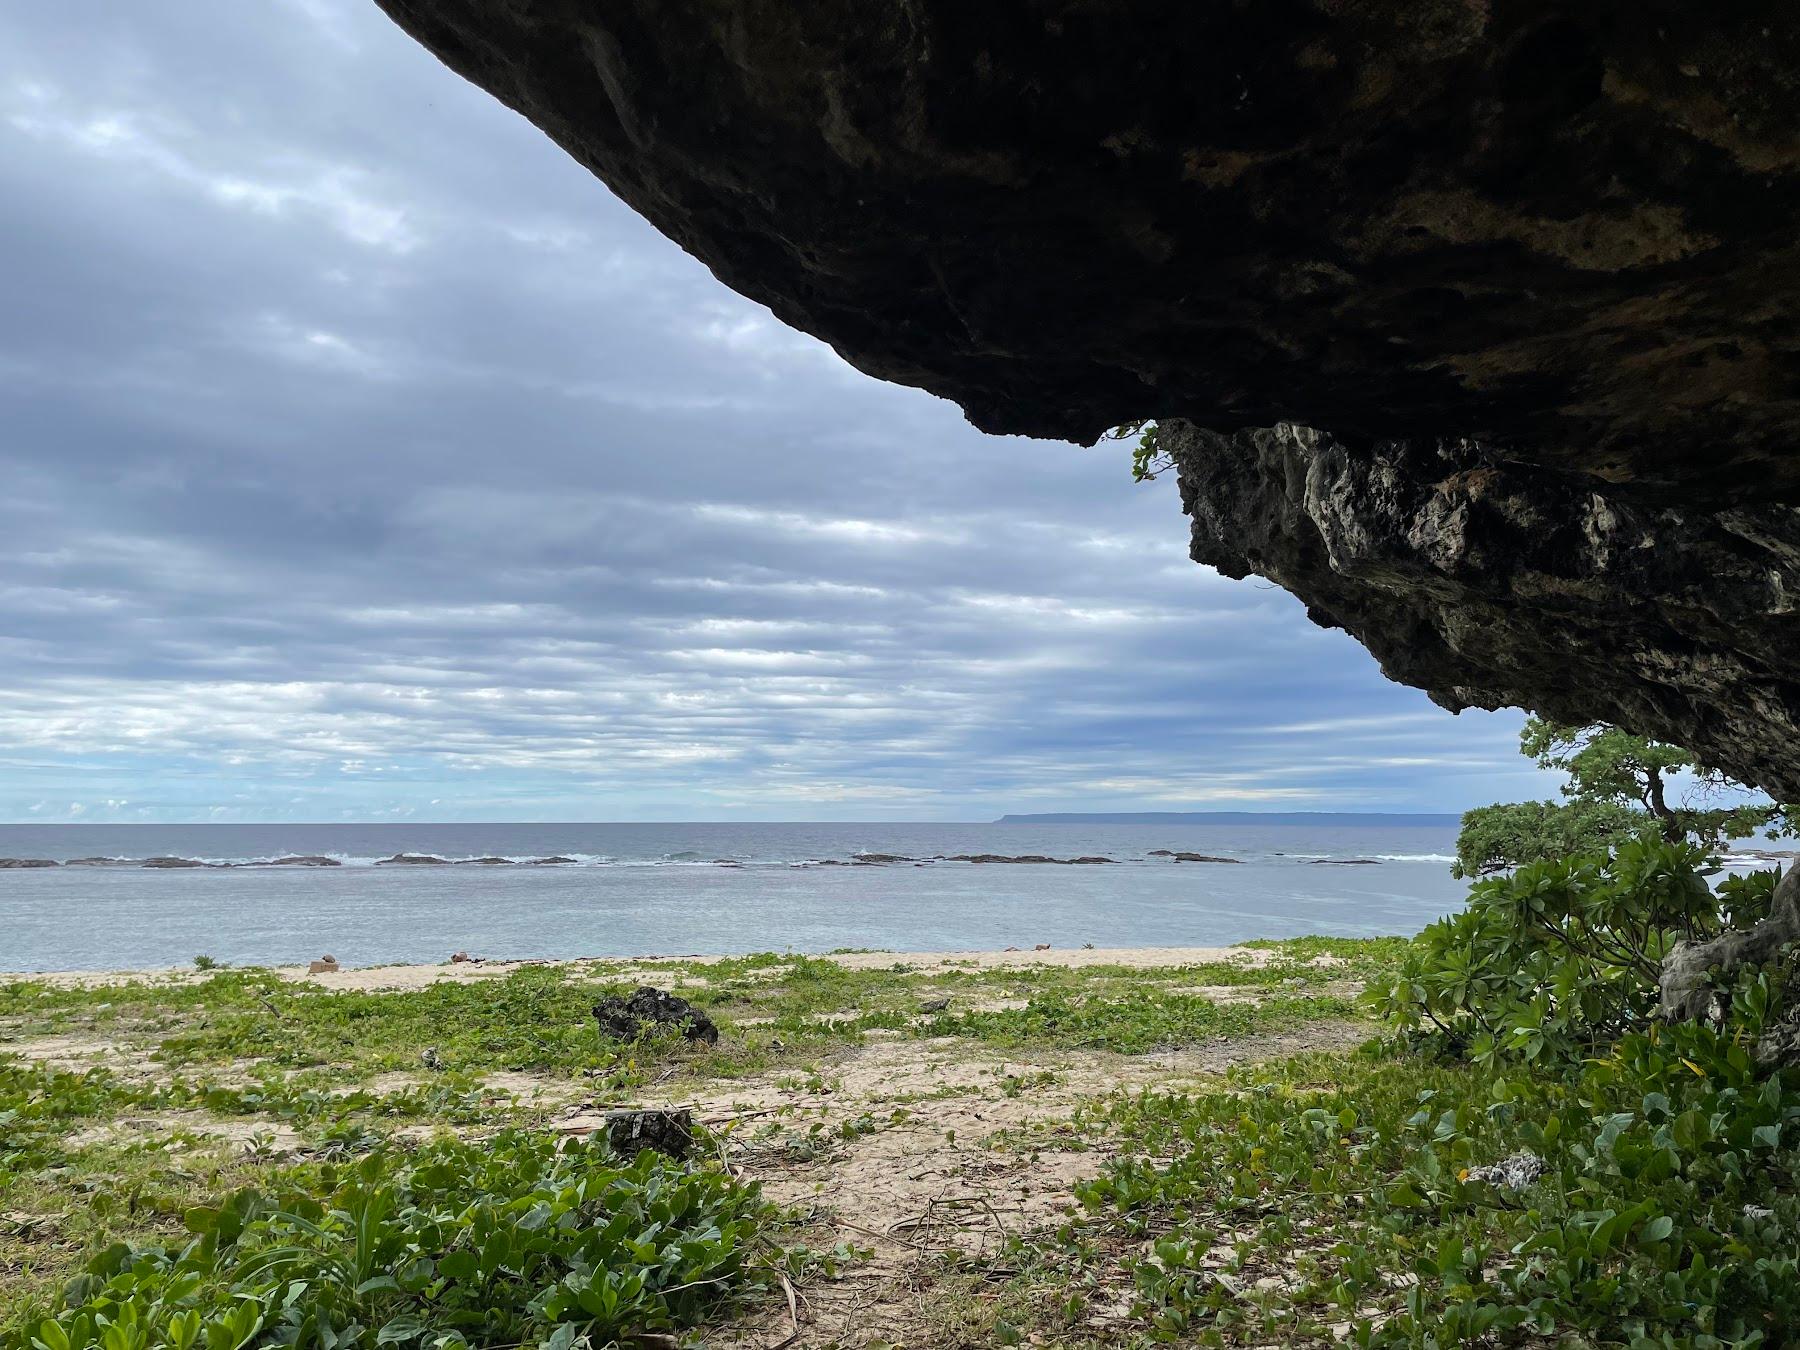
[700, 1105, 789, 1127]
[761, 1267, 801, 1350]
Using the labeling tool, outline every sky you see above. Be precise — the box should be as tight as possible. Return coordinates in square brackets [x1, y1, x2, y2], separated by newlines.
[0, 0, 1566, 823]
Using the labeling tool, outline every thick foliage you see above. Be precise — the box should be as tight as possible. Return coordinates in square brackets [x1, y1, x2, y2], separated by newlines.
[1061, 1009, 1800, 1347]
[20, 1133, 771, 1350]
[1372, 840, 1778, 1065]
[1452, 800, 1646, 879]
[1457, 719, 1791, 875]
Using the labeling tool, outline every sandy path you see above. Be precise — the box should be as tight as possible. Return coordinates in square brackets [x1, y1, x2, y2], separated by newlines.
[6, 944, 1278, 991]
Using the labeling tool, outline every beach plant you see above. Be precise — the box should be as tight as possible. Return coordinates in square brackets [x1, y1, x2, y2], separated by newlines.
[1044, 1018, 1800, 1346]
[20, 1132, 772, 1350]
[1104, 420, 1172, 482]
[1372, 837, 1778, 1063]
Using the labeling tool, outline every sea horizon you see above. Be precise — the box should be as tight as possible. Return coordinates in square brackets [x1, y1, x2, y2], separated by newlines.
[1, 818, 1469, 971]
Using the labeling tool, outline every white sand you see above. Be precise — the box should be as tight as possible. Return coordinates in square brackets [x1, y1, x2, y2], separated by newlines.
[6, 944, 1274, 992]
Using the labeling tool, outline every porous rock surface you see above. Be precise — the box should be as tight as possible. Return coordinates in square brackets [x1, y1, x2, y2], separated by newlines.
[1170, 422, 1800, 799]
[593, 986, 721, 1046]
[374, 1, 1800, 787]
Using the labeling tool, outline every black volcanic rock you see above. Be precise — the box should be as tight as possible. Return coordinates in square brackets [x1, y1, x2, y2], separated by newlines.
[372, 2, 1800, 792]
[604, 1108, 694, 1160]
[948, 854, 1117, 865]
[593, 987, 719, 1046]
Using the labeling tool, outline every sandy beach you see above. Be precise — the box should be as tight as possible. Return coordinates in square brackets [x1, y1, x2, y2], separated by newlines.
[7, 943, 1298, 991]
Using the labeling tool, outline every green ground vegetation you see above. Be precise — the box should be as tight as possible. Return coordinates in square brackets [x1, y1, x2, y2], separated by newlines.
[9, 860, 1799, 1349]
[0, 942, 1367, 1343]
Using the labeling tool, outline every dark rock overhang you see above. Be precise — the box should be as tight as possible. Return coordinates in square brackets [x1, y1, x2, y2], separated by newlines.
[372, 1, 1800, 790]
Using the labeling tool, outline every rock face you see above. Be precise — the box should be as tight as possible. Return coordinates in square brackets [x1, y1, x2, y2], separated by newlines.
[593, 987, 720, 1046]
[373, 1, 1800, 788]
[1172, 422, 1800, 800]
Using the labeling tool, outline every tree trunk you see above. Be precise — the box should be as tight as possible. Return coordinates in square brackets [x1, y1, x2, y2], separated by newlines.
[1660, 862, 1800, 1065]
[1644, 766, 1682, 842]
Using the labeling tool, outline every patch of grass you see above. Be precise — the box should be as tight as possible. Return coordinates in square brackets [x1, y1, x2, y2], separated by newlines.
[1237, 935, 1415, 977]
[920, 991, 1359, 1053]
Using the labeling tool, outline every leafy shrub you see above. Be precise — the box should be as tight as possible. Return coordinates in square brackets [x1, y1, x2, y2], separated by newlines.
[1370, 838, 1769, 1064]
[25, 1131, 772, 1350]
[1058, 1015, 1800, 1346]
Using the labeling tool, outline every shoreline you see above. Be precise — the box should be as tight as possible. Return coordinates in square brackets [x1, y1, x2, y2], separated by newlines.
[1, 943, 1297, 990]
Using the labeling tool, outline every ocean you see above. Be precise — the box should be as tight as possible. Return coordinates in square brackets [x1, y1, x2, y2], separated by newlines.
[0, 819, 1470, 972]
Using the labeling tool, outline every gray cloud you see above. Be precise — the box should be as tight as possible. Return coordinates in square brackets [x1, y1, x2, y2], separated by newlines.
[0, 0, 1557, 822]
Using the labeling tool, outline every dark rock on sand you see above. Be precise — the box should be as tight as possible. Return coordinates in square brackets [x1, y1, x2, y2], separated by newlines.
[605, 1108, 694, 1160]
[593, 987, 720, 1046]
[0, 858, 58, 869]
[377, 854, 450, 865]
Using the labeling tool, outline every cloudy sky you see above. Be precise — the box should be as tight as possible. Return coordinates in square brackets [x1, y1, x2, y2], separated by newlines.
[0, 0, 1559, 823]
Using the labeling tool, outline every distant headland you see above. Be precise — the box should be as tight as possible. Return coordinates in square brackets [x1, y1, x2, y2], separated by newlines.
[993, 811, 1462, 825]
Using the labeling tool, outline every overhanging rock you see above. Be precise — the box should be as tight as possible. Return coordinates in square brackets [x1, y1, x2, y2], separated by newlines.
[372, 1, 1800, 787]
[1168, 421, 1800, 799]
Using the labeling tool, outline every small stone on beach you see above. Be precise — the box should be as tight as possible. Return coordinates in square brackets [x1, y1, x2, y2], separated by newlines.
[605, 1108, 694, 1159]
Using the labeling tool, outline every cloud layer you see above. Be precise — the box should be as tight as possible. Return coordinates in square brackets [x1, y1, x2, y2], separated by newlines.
[0, 1, 1554, 821]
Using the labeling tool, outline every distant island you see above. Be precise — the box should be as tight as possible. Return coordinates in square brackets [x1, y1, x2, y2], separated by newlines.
[993, 810, 1462, 825]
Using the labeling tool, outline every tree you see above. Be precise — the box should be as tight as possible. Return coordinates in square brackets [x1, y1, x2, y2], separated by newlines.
[1455, 717, 1789, 875]
[1519, 718, 1779, 846]
[1452, 799, 1644, 878]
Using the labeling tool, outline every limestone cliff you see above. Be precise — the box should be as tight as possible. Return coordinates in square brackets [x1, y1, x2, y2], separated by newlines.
[374, 0, 1800, 788]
